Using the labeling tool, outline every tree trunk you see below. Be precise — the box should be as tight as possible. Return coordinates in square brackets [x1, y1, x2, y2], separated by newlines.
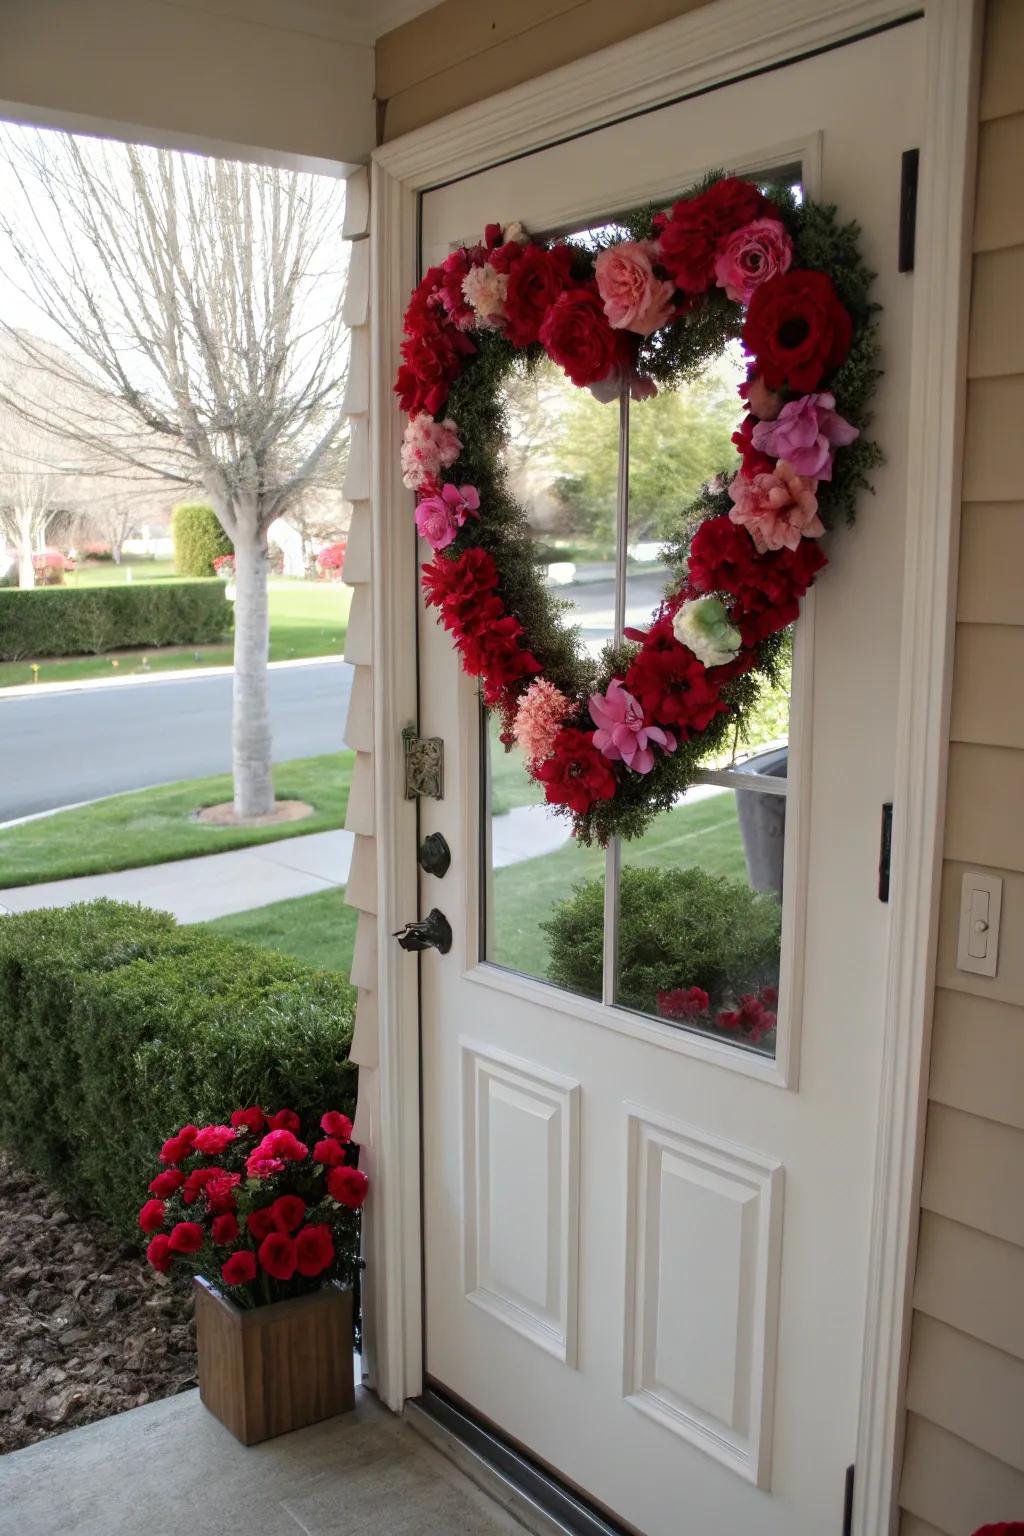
[17, 516, 35, 589]
[231, 519, 274, 819]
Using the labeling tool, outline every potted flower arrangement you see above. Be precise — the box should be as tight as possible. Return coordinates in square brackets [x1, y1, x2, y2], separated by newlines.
[140, 1104, 368, 1445]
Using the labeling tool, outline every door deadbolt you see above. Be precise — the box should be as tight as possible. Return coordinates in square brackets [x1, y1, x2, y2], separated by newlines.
[418, 832, 451, 878]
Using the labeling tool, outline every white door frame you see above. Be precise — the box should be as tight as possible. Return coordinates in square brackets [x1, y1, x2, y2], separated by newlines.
[366, 3, 982, 1531]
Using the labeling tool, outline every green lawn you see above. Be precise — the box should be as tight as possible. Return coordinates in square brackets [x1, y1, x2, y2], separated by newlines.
[0, 576, 351, 688]
[203, 886, 359, 975]
[0, 752, 353, 888]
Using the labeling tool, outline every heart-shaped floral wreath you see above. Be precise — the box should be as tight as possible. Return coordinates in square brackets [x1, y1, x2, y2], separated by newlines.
[395, 174, 880, 845]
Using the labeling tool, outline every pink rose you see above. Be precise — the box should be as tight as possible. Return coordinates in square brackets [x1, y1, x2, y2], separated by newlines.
[594, 241, 675, 335]
[414, 483, 481, 551]
[588, 678, 676, 775]
[192, 1124, 237, 1156]
[750, 392, 859, 480]
[728, 460, 824, 554]
[714, 217, 792, 304]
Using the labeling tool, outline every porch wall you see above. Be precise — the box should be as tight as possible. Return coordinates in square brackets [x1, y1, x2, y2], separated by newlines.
[897, 0, 1024, 1530]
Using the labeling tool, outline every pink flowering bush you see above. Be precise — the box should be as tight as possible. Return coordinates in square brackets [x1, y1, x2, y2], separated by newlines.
[315, 542, 347, 580]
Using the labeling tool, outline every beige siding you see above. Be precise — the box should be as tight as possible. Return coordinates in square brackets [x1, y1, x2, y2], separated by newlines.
[899, 1, 1024, 1529]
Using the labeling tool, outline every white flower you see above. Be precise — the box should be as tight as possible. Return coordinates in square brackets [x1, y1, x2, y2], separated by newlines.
[462, 262, 509, 327]
[502, 221, 530, 246]
[672, 597, 742, 669]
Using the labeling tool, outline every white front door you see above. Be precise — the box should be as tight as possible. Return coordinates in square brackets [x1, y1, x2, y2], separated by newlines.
[416, 22, 923, 1536]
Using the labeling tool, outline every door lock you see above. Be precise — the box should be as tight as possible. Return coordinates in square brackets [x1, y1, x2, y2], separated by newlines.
[393, 908, 452, 954]
[418, 832, 451, 878]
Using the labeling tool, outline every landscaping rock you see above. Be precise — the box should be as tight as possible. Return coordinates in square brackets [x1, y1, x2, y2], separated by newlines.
[0, 1149, 197, 1454]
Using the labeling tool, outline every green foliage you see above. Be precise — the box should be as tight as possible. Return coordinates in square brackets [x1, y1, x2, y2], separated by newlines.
[0, 581, 232, 661]
[543, 865, 781, 1013]
[171, 501, 232, 577]
[0, 901, 357, 1238]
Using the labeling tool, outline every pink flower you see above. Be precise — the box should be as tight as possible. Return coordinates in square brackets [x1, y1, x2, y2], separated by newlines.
[462, 262, 509, 326]
[246, 1154, 285, 1179]
[588, 678, 676, 775]
[713, 217, 793, 304]
[254, 1129, 308, 1162]
[192, 1124, 237, 1155]
[512, 680, 573, 768]
[750, 392, 859, 480]
[400, 413, 463, 491]
[414, 483, 481, 551]
[740, 374, 782, 421]
[728, 461, 824, 554]
[594, 240, 675, 335]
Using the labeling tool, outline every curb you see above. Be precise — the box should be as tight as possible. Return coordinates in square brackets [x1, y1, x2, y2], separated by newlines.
[0, 653, 347, 701]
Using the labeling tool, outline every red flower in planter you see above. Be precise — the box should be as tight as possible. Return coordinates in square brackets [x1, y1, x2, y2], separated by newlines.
[246, 1208, 277, 1242]
[296, 1224, 335, 1278]
[159, 1125, 198, 1164]
[656, 986, 710, 1022]
[270, 1195, 307, 1233]
[258, 1232, 298, 1281]
[211, 1212, 239, 1246]
[138, 1199, 165, 1234]
[320, 1111, 353, 1142]
[230, 1106, 266, 1134]
[265, 1109, 301, 1133]
[168, 1221, 204, 1255]
[146, 1234, 173, 1274]
[328, 1166, 369, 1210]
[313, 1138, 346, 1167]
[192, 1124, 238, 1155]
[221, 1250, 257, 1287]
[148, 1169, 185, 1197]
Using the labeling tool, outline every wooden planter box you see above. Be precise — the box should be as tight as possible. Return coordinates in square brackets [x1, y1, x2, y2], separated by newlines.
[194, 1277, 355, 1445]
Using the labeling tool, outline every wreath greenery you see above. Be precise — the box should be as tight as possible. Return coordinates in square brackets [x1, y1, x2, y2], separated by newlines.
[395, 174, 880, 845]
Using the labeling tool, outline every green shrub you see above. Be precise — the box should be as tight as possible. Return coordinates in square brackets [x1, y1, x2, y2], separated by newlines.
[171, 502, 232, 576]
[0, 901, 357, 1237]
[0, 581, 232, 661]
[543, 865, 782, 1013]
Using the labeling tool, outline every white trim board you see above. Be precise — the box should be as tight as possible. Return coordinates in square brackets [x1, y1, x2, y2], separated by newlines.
[367, 9, 981, 1536]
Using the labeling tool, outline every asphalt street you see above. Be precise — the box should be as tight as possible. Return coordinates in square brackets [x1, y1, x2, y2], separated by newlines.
[1, 661, 353, 822]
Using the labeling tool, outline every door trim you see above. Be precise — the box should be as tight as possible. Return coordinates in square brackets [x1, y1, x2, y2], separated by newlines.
[367, 7, 981, 1536]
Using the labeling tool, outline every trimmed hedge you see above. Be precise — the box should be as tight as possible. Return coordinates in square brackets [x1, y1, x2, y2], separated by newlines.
[172, 502, 232, 577]
[0, 581, 232, 661]
[0, 901, 357, 1237]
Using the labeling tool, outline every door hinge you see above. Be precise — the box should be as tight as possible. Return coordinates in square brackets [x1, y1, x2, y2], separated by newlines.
[899, 148, 919, 272]
[842, 1463, 855, 1536]
[878, 802, 894, 902]
[402, 725, 444, 801]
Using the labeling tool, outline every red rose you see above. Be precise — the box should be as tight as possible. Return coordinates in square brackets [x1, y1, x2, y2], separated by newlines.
[148, 1169, 185, 1198]
[221, 1250, 257, 1287]
[265, 1109, 301, 1133]
[183, 1166, 226, 1205]
[313, 1138, 346, 1167]
[655, 177, 774, 293]
[623, 615, 729, 736]
[138, 1198, 165, 1234]
[258, 1232, 298, 1281]
[211, 1212, 240, 1246]
[395, 325, 475, 417]
[422, 548, 500, 635]
[246, 1207, 277, 1241]
[534, 728, 617, 816]
[168, 1221, 204, 1255]
[159, 1124, 198, 1164]
[539, 286, 620, 388]
[246, 1154, 284, 1180]
[230, 1106, 266, 1134]
[271, 1194, 307, 1233]
[296, 1224, 336, 1278]
[328, 1165, 369, 1210]
[743, 269, 852, 392]
[203, 1172, 241, 1213]
[731, 413, 775, 479]
[504, 243, 574, 347]
[688, 514, 827, 646]
[320, 1111, 353, 1141]
[192, 1124, 237, 1155]
[255, 1128, 308, 1162]
[146, 1234, 173, 1274]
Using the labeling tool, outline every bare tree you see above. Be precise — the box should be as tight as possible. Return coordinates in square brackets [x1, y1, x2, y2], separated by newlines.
[0, 341, 79, 586]
[0, 127, 349, 818]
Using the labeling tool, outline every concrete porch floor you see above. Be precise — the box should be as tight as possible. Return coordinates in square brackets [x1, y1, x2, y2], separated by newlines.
[0, 1387, 530, 1536]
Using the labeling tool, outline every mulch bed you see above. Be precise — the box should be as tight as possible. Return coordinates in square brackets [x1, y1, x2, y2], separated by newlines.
[0, 1149, 196, 1454]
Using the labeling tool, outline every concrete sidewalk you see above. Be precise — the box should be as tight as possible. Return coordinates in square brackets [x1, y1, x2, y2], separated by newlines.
[0, 830, 354, 923]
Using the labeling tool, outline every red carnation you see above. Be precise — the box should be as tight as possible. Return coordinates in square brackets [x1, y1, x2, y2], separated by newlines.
[270, 1194, 307, 1233]
[168, 1221, 204, 1255]
[296, 1224, 335, 1278]
[146, 1234, 173, 1274]
[265, 1109, 301, 1133]
[328, 1165, 369, 1210]
[258, 1232, 298, 1281]
[504, 242, 574, 347]
[655, 177, 774, 294]
[246, 1207, 277, 1241]
[321, 1111, 353, 1141]
[313, 1137, 346, 1167]
[623, 615, 729, 736]
[395, 324, 476, 417]
[148, 1168, 185, 1197]
[731, 413, 775, 478]
[743, 269, 852, 392]
[221, 1250, 257, 1287]
[192, 1124, 237, 1155]
[539, 286, 620, 388]
[454, 600, 541, 704]
[230, 1106, 266, 1134]
[159, 1124, 198, 1164]
[688, 514, 827, 645]
[138, 1198, 165, 1234]
[422, 548, 500, 635]
[534, 728, 617, 816]
[211, 1212, 240, 1246]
